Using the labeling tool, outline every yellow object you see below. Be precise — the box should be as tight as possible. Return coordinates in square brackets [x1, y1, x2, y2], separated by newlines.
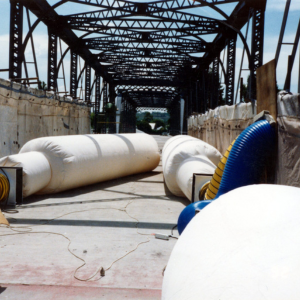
[0, 209, 9, 226]
[199, 182, 210, 200]
[204, 138, 237, 200]
[0, 173, 9, 203]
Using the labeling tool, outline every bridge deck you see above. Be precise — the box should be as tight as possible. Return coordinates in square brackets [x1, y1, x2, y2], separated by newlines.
[0, 135, 188, 299]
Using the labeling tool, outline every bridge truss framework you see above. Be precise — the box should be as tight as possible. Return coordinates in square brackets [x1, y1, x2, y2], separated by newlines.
[6, 0, 266, 134]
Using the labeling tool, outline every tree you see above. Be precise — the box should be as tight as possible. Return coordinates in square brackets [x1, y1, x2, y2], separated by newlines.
[137, 120, 153, 134]
[241, 82, 248, 102]
[143, 112, 153, 123]
[153, 119, 165, 129]
[91, 112, 95, 129]
[38, 81, 47, 90]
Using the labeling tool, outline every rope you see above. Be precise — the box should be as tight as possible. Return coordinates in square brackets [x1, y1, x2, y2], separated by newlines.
[0, 200, 150, 282]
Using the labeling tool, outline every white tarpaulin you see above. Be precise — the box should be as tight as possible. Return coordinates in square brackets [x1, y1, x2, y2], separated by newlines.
[276, 91, 300, 187]
[188, 102, 256, 155]
[188, 92, 300, 188]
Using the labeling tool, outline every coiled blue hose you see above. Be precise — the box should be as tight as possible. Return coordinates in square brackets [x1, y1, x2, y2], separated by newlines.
[215, 120, 276, 198]
[177, 120, 276, 234]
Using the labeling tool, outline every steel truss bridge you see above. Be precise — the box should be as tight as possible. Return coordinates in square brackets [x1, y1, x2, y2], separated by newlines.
[7, 0, 266, 134]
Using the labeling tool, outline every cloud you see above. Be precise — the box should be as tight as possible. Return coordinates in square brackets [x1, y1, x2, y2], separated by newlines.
[0, 35, 9, 70]
[25, 33, 48, 58]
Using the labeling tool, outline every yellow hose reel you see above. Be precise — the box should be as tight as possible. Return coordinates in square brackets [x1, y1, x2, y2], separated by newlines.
[0, 173, 10, 204]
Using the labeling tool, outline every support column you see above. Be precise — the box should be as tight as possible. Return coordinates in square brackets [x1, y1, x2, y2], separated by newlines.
[180, 97, 185, 135]
[195, 80, 199, 113]
[116, 93, 122, 134]
[202, 68, 209, 113]
[188, 80, 193, 116]
[109, 84, 116, 104]
[47, 29, 58, 91]
[85, 64, 91, 103]
[70, 50, 77, 99]
[212, 56, 220, 108]
[225, 35, 236, 105]
[249, 7, 265, 99]
[94, 74, 101, 132]
[120, 97, 127, 133]
[129, 103, 136, 133]
[102, 81, 108, 133]
[102, 81, 108, 110]
[9, 0, 23, 80]
[169, 95, 181, 136]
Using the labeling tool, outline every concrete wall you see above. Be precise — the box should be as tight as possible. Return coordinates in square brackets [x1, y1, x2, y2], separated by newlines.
[0, 78, 90, 158]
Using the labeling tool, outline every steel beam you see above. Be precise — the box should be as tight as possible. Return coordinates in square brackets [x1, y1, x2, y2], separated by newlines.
[284, 19, 300, 91]
[249, 7, 265, 99]
[85, 64, 91, 103]
[95, 75, 101, 114]
[102, 81, 108, 111]
[225, 35, 236, 105]
[47, 28, 57, 91]
[9, 0, 23, 80]
[70, 49, 78, 98]
[212, 56, 220, 108]
[275, 0, 291, 67]
[20, 0, 110, 81]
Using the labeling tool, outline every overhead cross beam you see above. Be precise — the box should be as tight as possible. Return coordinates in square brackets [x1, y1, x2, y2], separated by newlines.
[8, 0, 267, 114]
[19, 0, 111, 82]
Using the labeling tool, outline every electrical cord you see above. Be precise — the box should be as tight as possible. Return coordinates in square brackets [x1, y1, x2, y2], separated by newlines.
[170, 224, 178, 239]
[0, 200, 150, 282]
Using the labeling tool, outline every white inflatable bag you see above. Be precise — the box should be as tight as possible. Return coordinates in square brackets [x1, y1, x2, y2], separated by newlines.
[162, 184, 300, 300]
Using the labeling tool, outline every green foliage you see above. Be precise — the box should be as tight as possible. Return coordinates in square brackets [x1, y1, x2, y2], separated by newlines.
[143, 112, 153, 123]
[136, 111, 169, 134]
[38, 81, 47, 91]
[136, 120, 153, 134]
[91, 112, 95, 129]
[241, 82, 248, 102]
[153, 119, 165, 129]
[105, 103, 117, 115]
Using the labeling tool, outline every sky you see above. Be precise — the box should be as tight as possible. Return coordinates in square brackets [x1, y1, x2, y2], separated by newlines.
[0, 0, 299, 102]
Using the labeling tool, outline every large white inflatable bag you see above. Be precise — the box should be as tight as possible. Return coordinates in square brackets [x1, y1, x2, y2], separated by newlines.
[162, 184, 300, 300]
[0, 151, 51, 197]
[175, 155, 216, 201]
[19, 133, 160, 194]
[162, 135, 221, 197]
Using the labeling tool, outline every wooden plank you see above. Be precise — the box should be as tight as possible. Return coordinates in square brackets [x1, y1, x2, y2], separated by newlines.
[256, 59, 277, 120]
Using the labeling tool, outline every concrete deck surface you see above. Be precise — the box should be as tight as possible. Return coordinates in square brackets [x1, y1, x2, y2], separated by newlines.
[0, 135, 189, 299]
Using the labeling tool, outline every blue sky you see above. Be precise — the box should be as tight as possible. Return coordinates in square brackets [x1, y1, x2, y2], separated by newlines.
[0, 0, 299, 99]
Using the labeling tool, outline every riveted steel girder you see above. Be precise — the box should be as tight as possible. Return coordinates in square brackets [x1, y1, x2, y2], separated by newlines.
[9, 0, 267, 110]
[9, 0, 23, 80]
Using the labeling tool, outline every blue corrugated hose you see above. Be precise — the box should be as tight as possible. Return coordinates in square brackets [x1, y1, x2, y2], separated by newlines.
[215, 120, 276, 199]
[177, 120, 276, 234]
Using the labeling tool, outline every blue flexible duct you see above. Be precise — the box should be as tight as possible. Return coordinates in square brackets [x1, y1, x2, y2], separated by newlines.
[177, 120, 276, 234]
[215, 120, 276, 199]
